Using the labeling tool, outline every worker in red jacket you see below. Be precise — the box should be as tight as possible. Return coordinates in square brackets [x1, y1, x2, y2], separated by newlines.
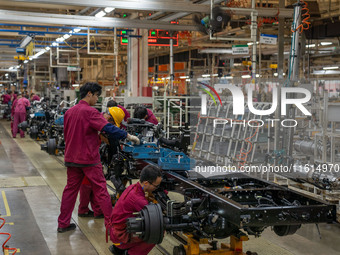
[107, 100, 130, 123]
[12, 95, 30, 138]
[78, 106, 126, 219]
[133, 106, 158, 125]
[57, 82, 140, 233]
[30, 93, 40, 102]
[1, 90, 11, 105]
[109, 165, 162, 255]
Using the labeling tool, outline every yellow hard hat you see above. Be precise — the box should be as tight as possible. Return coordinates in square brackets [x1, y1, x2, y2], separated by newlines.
[108, 107, 125, 127]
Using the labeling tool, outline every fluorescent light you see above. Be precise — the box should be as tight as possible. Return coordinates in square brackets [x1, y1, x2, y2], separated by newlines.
[323, 66, 338, 70]
[24, 60, 28, 63]
[45, 47, 50, 51]
[222, 76, 233, 79]
[256, 74, 260, 78]
[185, 79, 191, 82]
[16, 65, 20, 69]
[212, 74, 218, 77]
[180, 76, 189, 79]
[56, 37, 65, 42]
[274, 73, 278, 76]
[321, 42, 332, 46]
[313, 70, 340, 75]
[247, 42, 253, 46]
[8, 67, 13, 70]
[199, 48, 232, 54]
[73, 28, 81, 33]
[95, 11, 106, 18]
[306, 44, 315, 48]
[72, 84, 80, 87]
[52, 42, 58, 46]
[63, 34, 71, 39]
[202, 74, 211, 77]
[20, 35, 33, 48]
[233, 63, 242, 66]
[104, 7, 115, 13]
[241, 75, 251, 79]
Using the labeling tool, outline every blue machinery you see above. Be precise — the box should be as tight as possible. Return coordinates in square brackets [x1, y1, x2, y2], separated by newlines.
[123, 143, 196, 171]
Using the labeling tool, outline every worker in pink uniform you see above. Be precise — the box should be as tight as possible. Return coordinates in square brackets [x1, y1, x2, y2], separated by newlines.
[1, 90, 11, 105]
[107, 100, 130, 122]
[11, 92, 22, 136]
[12, 95, 30, 138]
[133, 106, 158, 125]
[57, 82, 140, 233]
[30, 93, 40, 102]
[108, 165, 162, 255]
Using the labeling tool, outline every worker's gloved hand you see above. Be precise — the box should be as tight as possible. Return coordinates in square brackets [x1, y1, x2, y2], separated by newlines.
[127, 134, 140, 145]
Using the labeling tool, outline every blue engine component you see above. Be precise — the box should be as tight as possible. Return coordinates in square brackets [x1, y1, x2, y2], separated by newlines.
[123, 143, 195, 171]
[34, 110, 45, 117]
[54, 115, 64, 125]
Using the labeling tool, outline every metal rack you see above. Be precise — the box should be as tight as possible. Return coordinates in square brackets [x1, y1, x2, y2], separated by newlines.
[192, 100, 271, 166]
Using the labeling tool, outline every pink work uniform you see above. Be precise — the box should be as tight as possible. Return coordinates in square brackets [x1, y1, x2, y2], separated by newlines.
[2, 94, 11, 104]
[78, 176, 102, 216]
[117, 105, 130, 122]
[146, 108, 158, 125]
[109, 182, 155, 255]
[12, 97, 30, 138]
[58, 100, 125, 228]
[32, 95, 40, 101]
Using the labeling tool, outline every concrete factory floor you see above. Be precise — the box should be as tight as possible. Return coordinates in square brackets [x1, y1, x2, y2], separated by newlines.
[1, 119, 340, 255]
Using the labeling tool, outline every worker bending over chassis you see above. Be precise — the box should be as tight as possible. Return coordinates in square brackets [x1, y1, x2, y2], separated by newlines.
[57, 82, 140, 233]
[109, 165, 162, 255]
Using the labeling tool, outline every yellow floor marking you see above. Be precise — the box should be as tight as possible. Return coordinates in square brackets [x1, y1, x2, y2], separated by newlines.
[2, 191, 11, 216]
[9, 248, 20, 253]
[5, 222, 14, 225]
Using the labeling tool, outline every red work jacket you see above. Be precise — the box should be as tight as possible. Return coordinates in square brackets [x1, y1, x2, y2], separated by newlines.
[64, 100, 110, 164]
[110, 182, 148, 244]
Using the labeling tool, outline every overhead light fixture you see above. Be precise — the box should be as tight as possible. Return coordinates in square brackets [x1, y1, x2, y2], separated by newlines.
[306, 44, 315, 48]
[73, 28, 81, 33]
[313, 70, 340, 75]
[63, 34, 71, 39]
[24, 60, 28, 63]
[274, 73, 278, 76]
[104, 7, 115, 13]
[95, 11, 106, 18]
[233, 63, 242, 66]
[320, 42, 332, 46]
[8, 67, 13, 70]
[185, 79, 191, 82]
[323, 66, 339, 70]
[199, 48, 232, 54]
[56, 37, 65, 42]
[52, 42, 58, 46]
[241, 74, 251, 79]
[72, 84, 80, 87]
[202, 74, 211, 77]
[16, 65, 20, 69]
[222, 76, 233, 79]
[45, 46, 51, 51]
[256, 74, 260, 78]
[20, 35, 33, 48]
[180, 76, 189, 79]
